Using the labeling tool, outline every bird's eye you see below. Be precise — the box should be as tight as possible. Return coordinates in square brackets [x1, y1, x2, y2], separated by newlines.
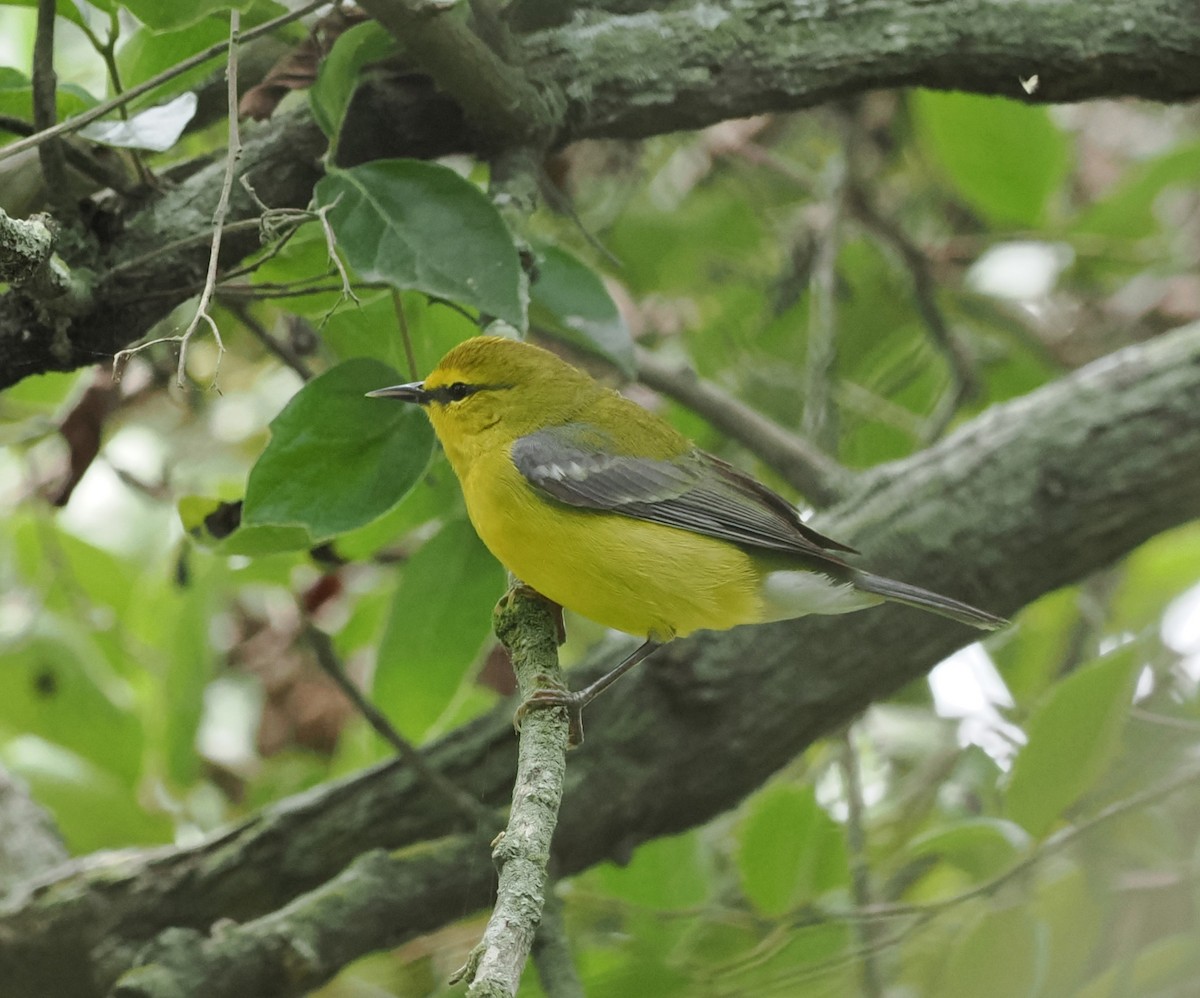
[446, 382, 472, 402]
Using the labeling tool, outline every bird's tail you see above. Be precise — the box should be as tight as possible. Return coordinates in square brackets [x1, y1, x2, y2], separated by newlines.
[852, 571, 1006, 631]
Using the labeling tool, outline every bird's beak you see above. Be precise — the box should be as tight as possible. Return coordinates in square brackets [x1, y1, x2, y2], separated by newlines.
[365, 381, 428, 404]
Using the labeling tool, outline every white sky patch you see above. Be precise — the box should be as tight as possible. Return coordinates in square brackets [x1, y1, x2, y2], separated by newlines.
[57, 456, 177, 555]
[928, 643, 1025, 768]
[197, 674, 263, 772]
[967, 241, 1075, 300]
[1162, 581, 1200, 655]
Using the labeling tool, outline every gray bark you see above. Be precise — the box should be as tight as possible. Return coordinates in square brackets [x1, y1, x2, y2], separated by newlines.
[2, 0, 1199, 387]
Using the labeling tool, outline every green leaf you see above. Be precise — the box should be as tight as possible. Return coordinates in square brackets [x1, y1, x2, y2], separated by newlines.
[309, 20, 396, 142]
[1, 0, 88, 29]
[243, 358, 434, 542]
[990, 588, 1080, 706]
[1076, 934, 1200, 998]
[116, 3, 289, 102]
[315, 161, 525, 328]
[0, 626, 144, 785]
[162, 558, 221, 785]
[593, 830, 707, 909]
[1, 736, 172, 852]
[373, 517, 504, 741]
[932, 903, 1044, 998]
[906, 817, 1031, 882]
[530, 245, 634, 375]
[1033, 864, 1103, 996]
[1073, 141, 1200, 239]
[0, 68, 97, 126]
[122, 0, 242, 32]
[736, 783, 849, 916]
[1005, 646, 1139, 839]
[116, 18, 230, 98]
[912, 90, 1071, 227]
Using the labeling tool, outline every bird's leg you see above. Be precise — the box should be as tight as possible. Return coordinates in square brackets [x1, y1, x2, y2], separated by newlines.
[516, 639, 662, 746]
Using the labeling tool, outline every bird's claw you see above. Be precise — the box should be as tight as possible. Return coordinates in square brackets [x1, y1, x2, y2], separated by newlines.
[514, 687, 586, 746]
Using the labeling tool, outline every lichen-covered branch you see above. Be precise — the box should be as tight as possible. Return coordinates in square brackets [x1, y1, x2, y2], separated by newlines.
[3, 0, 1198, 388]
[524, 0, 1200, 140]
[451, 589, 569, 997]
[356, 0, 562, 146]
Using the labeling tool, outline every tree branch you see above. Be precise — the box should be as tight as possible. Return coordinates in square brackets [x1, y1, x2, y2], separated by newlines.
[452, 588, 570, 996]
[356, 0, 561, 146]
[4, 321, 1199, 996]
[522, 0, 1200, 141]
[4, 0, 1199, 388]
[634, 347, 853, 506]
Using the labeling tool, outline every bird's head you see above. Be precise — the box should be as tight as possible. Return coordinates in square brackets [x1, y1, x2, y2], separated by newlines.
[368, 336, 604, 470]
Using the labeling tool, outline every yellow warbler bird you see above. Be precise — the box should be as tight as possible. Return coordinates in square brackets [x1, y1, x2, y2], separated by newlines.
[369, 336, 1004, 741]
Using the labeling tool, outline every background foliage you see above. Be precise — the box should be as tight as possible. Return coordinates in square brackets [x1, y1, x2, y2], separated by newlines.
[2, 1, 1199, 995]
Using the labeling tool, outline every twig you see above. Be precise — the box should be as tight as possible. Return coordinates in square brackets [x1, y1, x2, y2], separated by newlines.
[356, 0, 559, 146]
[802, 123, 849, 451]
[113, 11, 246, 389]
[634, 347, 852, 506]
[841, 762, 1200, 923]
[0, 0, 328, 166]
[108, 839, 496, 998]
[226, 300, 313, 380]
[845, 183, 979, 440]
[835, 728, 883, 998]
[31, 0, 70, 212]
[313, 198, 359, 305]
[74, 7, 151, 183]
[0, 113, 133, 195]
[304, 624, 490, 827]
[530, 890, 585, 998]
[393, 292, 418, 380]
[450, 586, 570, 996]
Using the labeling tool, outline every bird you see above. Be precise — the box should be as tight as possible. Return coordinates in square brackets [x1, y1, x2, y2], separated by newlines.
[368, 335, 1005, 742]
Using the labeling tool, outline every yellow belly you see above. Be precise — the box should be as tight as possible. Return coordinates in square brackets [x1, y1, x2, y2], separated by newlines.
[462, 455, 763, 640]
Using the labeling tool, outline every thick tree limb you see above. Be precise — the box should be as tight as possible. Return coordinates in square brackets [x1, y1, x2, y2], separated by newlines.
[3, 322, 1198, 997]
[2, 0, 1199, 388]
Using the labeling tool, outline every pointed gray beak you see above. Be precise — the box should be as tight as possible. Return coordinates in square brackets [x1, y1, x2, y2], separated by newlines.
[366, 381, 428, 404]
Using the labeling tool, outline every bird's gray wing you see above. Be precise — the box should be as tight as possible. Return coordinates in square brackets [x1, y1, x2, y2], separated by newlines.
[510, 423, 853, 560]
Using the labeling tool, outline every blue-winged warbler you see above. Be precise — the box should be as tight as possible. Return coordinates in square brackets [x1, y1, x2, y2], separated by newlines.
[369, 336, 1004, 740]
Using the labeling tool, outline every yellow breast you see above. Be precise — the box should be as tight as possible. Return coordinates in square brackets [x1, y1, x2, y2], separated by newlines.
[461, 446, 764, 640]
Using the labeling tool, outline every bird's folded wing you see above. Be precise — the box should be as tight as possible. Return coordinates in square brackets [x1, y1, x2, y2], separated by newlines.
[510, 423, 853, 560]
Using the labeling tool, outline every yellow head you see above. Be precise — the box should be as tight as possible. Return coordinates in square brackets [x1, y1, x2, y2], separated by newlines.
[368, 336, 605, 472]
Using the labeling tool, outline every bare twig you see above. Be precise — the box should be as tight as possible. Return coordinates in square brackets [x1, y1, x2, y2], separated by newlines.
[356, 0, 559, 146]
[31, 0, 70, 212]
[803, 125, 849, 451]
[845, 183, 979, 440]
[836, 728, 883, 998]
[634, 347, 852, 506]
[313, 198, 359, 305]
[303, 624, 491, 828]
[531, 890, 585, 998]
[113, 12, 246, 388]
[0, 0, 328, 166]
[393, 292, 418, 380]
[225, 301, 313, 380]
[450, 586, 570, 996]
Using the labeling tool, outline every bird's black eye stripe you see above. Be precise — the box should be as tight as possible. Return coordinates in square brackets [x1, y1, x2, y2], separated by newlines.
[425, 382, 479, 404]
[427, 382, 513, 405]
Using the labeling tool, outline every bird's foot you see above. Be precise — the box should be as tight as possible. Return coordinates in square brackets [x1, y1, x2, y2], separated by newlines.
[514, 687, 586, 747]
